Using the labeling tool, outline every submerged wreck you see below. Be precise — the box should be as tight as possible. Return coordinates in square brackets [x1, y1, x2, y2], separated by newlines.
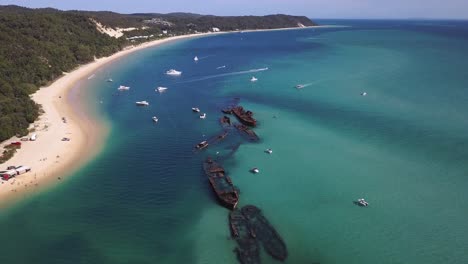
[229, 209, 261, 264]
[241, 205, 288, 261]
[220, 115, 232, 126]
[232, 106, 257, 127]
[234, 124, 259, 141]
[203, 158, 239, 210]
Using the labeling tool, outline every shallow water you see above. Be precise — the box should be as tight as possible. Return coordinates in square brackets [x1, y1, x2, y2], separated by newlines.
[1, 20, 468, 264]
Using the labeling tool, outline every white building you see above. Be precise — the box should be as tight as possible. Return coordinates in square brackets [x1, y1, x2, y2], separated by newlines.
[212, 27, 220, 32]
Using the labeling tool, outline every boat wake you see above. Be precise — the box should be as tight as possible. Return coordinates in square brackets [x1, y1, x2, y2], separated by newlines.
[87, 74, 95, 80]
[178, 67, 269, 84]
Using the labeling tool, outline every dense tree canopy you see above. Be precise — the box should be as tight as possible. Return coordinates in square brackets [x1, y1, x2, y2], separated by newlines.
[0, 6, 124, 141]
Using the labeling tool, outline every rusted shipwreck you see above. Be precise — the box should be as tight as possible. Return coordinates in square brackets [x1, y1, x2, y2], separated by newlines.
[232, 106, 257, 127]
[234, 124, 259, 142]
[229, 209, 261, 264]
[229, 205, 288, 263]
[220, 115, 232, 126]
[203, 158, 239, 210]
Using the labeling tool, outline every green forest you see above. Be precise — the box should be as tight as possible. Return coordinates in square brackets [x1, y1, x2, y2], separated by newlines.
[0, 5, 315, 142]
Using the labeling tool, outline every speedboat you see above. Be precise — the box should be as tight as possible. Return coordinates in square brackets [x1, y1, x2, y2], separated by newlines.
[199, 113, 206, 119]
[356, 198, 369, 207]
[166, 69, 182, 76]
[216, 65, 226, 69]
[136, 101, 149, 106]
[265, 148, 273, 154]
[250, 167, 260, 174]
[361, 92, 367, 96]
[152, 116, 158, 122]
[107, 78, 113, 82]
[250, 76, 258, 82]
[118, 85, 130, 91]
[192, 107, 201, 113]
[295, 84, 305, 89]
[194, 56, 199, 61]
[156, 87, 168, 93]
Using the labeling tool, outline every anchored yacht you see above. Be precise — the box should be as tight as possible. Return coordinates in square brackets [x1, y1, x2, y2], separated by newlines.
[166, 69, 182, 76]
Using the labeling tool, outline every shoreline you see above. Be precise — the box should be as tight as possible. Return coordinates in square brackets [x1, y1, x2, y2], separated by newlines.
[0, 25, 328, 208]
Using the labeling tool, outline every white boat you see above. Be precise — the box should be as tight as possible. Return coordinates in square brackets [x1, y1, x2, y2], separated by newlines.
[295, 84, 305, 89]
[118, 85, 130, 91]
[166, 69, 182, 76]
[107, 78, 113, 82]
[216, 65, 226, 69]
[156, 87, 168, 93]
[265, 148, 273, 154]
[250, 76, 258, 82]
[199, 113, 206, 119]
[356, 198, 369, 207]
[136, 101, 149, 106]
[194, 56, 199, 61]
[361, 92, 367, 96]
[250, 167, 260, 174]
[152, 116, 159, 122]
[192, 107, 201, 113]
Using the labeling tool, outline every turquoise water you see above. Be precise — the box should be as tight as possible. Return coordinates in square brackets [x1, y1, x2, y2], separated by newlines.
[1, 20, 468, 263]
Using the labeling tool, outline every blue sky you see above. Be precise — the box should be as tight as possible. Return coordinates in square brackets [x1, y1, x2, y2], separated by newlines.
[1, 0, 467, 19]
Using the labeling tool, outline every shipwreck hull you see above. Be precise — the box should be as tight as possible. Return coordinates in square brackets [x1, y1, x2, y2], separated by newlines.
[203, 158, 239, 210]
[229, 209, 261, 264]
[241, 205, 288, 261]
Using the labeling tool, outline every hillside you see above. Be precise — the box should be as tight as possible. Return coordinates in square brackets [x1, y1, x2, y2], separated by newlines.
[0, 5, 316, 143]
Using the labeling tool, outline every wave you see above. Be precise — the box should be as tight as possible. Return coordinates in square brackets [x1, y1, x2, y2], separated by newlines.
[177, 67, 269, 84]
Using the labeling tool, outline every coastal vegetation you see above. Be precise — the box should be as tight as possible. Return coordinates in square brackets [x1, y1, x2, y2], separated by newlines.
[0, 4, 315, 142]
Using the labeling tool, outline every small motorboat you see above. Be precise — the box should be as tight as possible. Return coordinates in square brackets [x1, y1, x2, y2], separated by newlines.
[192, 107, 201, 113]
[194, 56, 199, 61]
[152, 116, 158, 122]
[355, 198, 369, 207]
[265, 148, 273, 154]
[199, 113, 206, 119]
[216, 65, 226, 69]
[195, 140, 208, 150]
[295, 84, 305, 89]
[361, 92, 367, 96]
[166, 69, 182, 76]
[136, 101, 149, 106]
[107, 78, 113, 82]
[250, 76, 258, 82]
[250, 167, 260, 174]
[156, 87, 168, 93]
[118, 85, 130, 91]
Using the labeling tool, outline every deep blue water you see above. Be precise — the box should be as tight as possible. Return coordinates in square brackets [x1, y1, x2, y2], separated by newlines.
[1, 20, 468, 263]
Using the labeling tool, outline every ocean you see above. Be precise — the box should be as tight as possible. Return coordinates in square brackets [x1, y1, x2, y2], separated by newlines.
[1, 20, 468, 263]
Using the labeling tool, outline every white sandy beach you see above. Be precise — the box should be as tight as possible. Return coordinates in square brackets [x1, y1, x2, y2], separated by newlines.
[0, 26, 330, 207]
